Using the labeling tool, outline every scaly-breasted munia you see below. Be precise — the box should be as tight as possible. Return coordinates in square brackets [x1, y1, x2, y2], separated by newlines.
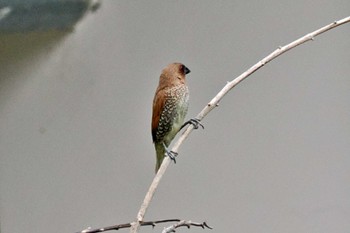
[152, 63, 190, 172]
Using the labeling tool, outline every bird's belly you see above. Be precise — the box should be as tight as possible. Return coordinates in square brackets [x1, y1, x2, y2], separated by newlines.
[163, 102, 188, 145]
[159, 85, 189, 145]
[163, 115, 184, 144]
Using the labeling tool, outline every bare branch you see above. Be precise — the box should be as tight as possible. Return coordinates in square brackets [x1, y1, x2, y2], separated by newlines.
[162, 221, 212, 233]
[77, 219, 211, 233]
[129, 16, 350, 233]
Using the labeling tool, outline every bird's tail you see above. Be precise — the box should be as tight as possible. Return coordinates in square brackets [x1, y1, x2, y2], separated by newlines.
[155, 142, 166, 173]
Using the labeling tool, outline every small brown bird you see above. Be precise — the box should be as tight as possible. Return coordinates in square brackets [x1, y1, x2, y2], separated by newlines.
[152, 63, 191, 172]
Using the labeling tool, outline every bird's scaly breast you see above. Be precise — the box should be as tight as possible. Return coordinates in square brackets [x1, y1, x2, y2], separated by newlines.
[162, 85, 189, 144]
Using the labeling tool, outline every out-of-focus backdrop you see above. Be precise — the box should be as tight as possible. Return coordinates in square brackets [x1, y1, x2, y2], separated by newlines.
[1, 1, 349, 233]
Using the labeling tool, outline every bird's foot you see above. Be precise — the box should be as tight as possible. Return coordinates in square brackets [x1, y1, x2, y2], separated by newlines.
[180, 118, 204, 130]
[166, 150, 178, 164]
[163, 142, 178, 164]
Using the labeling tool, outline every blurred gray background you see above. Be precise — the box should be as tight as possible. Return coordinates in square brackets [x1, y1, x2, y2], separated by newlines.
[1, 1, 350, 233]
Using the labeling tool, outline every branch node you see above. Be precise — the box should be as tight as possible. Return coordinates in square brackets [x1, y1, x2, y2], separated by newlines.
[208, 102, 219, 107]
[203, 222, 213, 229]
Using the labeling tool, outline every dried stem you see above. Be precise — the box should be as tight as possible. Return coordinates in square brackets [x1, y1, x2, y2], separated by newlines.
[130, 16, 350, 233]
[77, 219, 211, 233]
[162, 220, 212, 233]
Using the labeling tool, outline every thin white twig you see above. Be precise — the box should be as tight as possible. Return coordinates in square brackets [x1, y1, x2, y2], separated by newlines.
[162, 220, 212, 233]
[130, 16, 350, 233]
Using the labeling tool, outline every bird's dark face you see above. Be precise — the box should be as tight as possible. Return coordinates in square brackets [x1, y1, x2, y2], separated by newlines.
[175, 63, 190, 76]
[174, 63, 190, 84]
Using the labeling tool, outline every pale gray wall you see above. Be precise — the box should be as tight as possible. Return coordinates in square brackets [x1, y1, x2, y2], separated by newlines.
[1, 1, 350, 233]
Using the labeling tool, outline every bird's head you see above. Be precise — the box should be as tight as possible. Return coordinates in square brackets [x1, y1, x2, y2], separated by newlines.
[159, 63, 190, 87]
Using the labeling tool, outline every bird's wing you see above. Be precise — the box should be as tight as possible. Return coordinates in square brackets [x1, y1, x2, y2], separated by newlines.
[152, 88, 166, 142]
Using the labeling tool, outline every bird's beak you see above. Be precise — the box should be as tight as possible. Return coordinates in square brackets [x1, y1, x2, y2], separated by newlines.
[184, 66, 191, 75]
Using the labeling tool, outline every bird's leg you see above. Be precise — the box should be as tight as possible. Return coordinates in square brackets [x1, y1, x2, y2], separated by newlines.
[163, 142, 178, 164]
[180, 118, 204, 130]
